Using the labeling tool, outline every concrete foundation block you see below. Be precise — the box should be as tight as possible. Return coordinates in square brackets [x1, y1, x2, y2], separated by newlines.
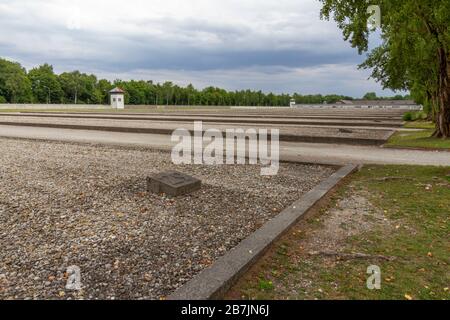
[147, 171, 201, 196]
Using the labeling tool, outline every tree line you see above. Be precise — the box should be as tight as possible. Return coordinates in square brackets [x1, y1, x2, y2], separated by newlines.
[0, 58, 411, 107]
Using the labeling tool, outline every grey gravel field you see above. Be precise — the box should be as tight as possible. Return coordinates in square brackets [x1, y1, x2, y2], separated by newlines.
[0, 138, 334, 300]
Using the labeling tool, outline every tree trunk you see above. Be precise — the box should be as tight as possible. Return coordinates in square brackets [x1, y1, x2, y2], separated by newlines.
[430, 92, 438, 122]
[433, 48, 450, 138]
[425, 90, 434, 121]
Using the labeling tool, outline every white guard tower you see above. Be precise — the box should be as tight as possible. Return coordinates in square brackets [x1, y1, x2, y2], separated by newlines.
[290, 98, 296, 108]
[109, 87, 125, 109]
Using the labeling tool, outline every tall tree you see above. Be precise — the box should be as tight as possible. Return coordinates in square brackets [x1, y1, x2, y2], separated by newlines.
[59, 71, 98, 104]
[96, 79, 113, 104]
[28, 64, 63, 103]
[0, 58, 33, 103]
[58, 71, 83, 104]
[363, 92, 377, 100]
[320, 0, 450, 137]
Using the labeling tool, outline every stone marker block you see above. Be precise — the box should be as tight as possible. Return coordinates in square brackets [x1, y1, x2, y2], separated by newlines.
[147, 171, 201, 196]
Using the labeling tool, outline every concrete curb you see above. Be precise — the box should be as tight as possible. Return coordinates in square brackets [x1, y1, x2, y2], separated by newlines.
[0, 122, 390, 146]
[168, 164, 357, 300]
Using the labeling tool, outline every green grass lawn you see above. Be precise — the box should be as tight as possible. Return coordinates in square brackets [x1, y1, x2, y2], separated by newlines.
[386, 122, 450, 150]
[387, 129, 450, 150]
[404, 121, 435, 130]
[226, 165, 450, 300]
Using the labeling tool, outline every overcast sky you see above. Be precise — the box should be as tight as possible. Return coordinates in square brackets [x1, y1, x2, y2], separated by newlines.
[0, 0, 396, 97]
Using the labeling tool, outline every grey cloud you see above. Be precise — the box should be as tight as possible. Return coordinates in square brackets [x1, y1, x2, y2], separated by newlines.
[95, 64, 397, 97]
[0, 0, 394, 96]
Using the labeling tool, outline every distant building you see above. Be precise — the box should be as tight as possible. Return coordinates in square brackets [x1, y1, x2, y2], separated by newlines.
[293, 99, 422, 110]
[335, 99, 418, 108]
[109, 87, 125, 109]
[290, 99, 296, 108]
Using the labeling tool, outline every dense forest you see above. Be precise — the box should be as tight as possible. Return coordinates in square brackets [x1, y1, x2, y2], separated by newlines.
[0, 58, 410, 106]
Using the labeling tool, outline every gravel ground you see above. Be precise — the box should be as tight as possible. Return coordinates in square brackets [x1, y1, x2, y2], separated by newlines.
[0, 138, 334, 300]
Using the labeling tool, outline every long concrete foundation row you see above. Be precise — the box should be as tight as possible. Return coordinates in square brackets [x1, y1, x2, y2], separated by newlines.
[11, 111, 405, 121]
[0, 108, 406, 146]
[0, 113, 395, 146]
[0, 112, 403, 128]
